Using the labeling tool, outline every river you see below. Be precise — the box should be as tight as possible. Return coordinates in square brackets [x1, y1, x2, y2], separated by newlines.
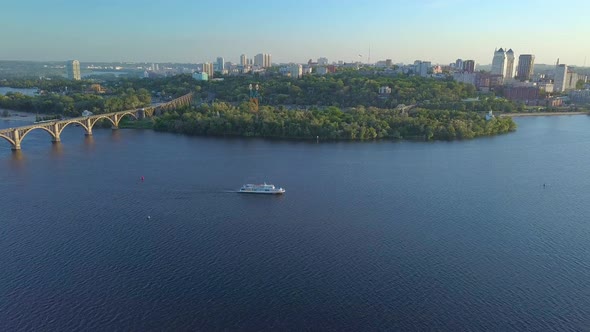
[0, 87, 38, 96]
[1, 116, 589, 330]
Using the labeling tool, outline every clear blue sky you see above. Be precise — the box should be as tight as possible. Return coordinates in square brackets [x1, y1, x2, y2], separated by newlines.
[2, 0, 590, 66]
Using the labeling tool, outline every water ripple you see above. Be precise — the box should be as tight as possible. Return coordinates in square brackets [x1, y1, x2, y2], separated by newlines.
[1, 119, 590, 330]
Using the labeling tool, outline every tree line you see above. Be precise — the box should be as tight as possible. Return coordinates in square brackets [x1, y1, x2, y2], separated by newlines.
[153, 102, 516, 141]
[0, 88, 151, 117]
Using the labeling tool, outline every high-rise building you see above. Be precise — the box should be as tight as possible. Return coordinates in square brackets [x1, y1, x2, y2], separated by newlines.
[491, 48, 507, 78]
[554, 64, 568, 92]
[505, 49, 515, 79]
[216, 57, 224, 73]
[318, 57, 329, 66]
[455, 59, 464, 71]
[566, 69, 579, 90]
[254, 54, 264, 67]
[517, 54, 535, 81]
[414, 60, 431, 77]
[240, 54, 247, 67]
[254, 53, 272, 68]
[66, 60, 81, 80]
[202, 62, 214, 77]
[264, 54, 272, 68]
[290, 64, 302, 79]
[463, 60, 476, 73]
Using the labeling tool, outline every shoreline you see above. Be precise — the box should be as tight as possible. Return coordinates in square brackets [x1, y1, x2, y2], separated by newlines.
[0, 109, 49, 123]
[500, 112, 588, 117]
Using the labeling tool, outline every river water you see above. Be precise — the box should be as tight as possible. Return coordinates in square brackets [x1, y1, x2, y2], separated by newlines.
[1, 116, 589, 330]
[0, 87, 38, 96]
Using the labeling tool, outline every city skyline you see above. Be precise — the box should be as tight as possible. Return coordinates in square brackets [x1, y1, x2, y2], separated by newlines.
[2, 0, 590, 66]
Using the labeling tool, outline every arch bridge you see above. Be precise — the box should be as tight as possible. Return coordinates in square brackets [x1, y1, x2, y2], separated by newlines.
[0, 92, 193, 150]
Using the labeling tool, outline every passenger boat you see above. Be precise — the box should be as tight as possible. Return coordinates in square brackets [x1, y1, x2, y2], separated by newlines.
[239, 183, 285, 195]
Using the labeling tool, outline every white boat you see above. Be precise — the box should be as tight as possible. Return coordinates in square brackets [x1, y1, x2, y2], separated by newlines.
[239, 183, 285, 195]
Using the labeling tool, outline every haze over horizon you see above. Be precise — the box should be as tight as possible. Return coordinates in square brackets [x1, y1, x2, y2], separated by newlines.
[2, 0, 590, 66]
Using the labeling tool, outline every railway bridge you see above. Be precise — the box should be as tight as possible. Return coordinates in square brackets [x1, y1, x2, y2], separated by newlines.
[0, 92, 193, 150]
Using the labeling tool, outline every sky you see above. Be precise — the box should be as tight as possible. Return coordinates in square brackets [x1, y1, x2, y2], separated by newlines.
[2, 0, 590, 66]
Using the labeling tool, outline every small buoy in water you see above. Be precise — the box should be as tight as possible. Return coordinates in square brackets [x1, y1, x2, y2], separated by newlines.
[543, 183, 546, 188]
[147, 216, 151, 220]
[141, 176, 145, 182]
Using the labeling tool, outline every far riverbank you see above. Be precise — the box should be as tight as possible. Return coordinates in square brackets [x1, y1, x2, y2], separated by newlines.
[0, 109, 53, 124]
[501, 112, 588, 117]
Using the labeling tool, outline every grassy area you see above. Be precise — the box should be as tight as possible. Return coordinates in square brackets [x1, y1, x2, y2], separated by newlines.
[119, 118, 154, 129]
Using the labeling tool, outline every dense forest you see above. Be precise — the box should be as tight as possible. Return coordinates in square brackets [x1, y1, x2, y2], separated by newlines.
[0, 72, 526, 114]
[153, 102, 516, 141]
[0, 87, 151, 117]
[0, 71, 519, 140]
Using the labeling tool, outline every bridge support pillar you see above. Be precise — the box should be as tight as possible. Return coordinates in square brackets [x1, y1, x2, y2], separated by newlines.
[85, 118, 93, 136]
[111, 126, 119, 130]
[11, 129, 21, 150]
[52, 123, 60, 143]
[52, 124, 61, 142]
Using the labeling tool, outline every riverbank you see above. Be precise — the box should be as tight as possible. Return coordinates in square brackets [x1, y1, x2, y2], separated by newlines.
[0, 109, 45, 123]
[500, 112, 588, 117]
[119, 118, 154, 129]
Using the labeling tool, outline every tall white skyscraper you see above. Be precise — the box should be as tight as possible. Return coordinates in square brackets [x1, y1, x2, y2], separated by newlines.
[491, 48, 507, 79]
[554, 64, 568, 92]
[240, 54, 247, 67]
[505, 49, 515, 79]
[264, 54, 272, 68]
[66, 60, 81, 80]
[290, 64, 302, 78]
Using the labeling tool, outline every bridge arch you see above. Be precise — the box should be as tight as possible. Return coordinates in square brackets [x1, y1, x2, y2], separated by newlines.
[56, 120, 91, 137]
[0, 133, 16, 147]
[114, 111, 138, 126]
[89, 115, 116, 129]
[142, 107, 155, 117]
[18, 126, 59, 142]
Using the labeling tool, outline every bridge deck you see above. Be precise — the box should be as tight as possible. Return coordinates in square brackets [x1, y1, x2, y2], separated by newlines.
[0, 92, 192, 147]
[0, 108, 152, 134]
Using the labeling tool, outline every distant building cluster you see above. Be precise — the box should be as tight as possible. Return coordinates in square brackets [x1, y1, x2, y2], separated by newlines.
[64, 43, 590, 111]
[491, 48, 515, 83]
[445, 47, 590, 108]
